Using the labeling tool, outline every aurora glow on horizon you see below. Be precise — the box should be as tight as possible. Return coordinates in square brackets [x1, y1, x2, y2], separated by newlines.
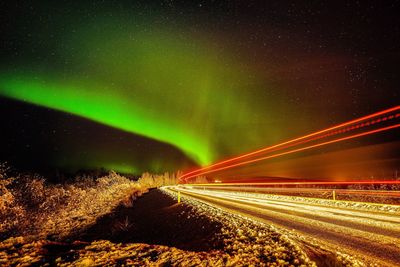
[0, 12, 278, 172]
[0, 20, 270, 167]
[1, 1, 399, 175]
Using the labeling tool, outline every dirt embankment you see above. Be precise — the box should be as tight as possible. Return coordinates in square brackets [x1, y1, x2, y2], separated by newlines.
[79, 189, 225, 251]
[1, 189, 315, 266]
[1, 189, 224, 266]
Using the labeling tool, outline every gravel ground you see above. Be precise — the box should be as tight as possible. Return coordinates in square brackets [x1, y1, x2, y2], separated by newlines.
[161, 188, 316, 267]
[0, 236, 308, 267]
[0, 189, 318, 266]
[2, 187, 373, 266]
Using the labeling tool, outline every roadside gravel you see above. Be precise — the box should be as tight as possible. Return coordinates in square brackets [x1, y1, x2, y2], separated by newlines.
[161, 188, 316, 267]
[165, 188, 368, 267]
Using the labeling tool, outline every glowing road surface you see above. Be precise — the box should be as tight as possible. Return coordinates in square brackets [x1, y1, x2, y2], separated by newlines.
[166, 186, 400, 266]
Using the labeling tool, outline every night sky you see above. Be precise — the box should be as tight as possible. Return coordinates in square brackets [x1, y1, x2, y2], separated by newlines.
[0, 1, 399, 177]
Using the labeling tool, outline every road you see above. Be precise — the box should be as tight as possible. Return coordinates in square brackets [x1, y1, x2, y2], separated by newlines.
[166, 186, 400, 266]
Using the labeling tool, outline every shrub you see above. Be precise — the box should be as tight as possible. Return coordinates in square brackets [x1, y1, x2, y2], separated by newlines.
[0, 168, 146, 240]
[0, 164, 181, 240]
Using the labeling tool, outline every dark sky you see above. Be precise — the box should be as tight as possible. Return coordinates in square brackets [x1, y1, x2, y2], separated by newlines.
[0, 1, 399, 177]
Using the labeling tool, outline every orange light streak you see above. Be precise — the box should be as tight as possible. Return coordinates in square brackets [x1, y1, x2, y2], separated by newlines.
[180, 106, 400, 180]
[183, 186, 400, 198]
[188, 180, 400, 186]
[183, 123, 400, 181]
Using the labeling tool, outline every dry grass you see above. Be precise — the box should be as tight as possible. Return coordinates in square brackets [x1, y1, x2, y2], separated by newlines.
[137, 172, 178, 188]
[0, 165, 151, 240]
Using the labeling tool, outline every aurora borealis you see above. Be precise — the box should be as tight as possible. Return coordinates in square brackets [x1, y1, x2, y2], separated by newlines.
[0, 1, 399, 176]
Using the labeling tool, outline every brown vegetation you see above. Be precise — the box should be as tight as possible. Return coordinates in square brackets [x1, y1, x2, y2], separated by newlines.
[0, 165, 152, 240]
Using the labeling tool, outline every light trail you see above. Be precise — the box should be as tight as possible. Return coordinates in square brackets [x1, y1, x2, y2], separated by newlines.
[186, 185, 400, 198]
[165, 186, 400, 266]
[180, 105, 400, 181]
[182, 123, 400, 181]
[187, 180, 400, 186]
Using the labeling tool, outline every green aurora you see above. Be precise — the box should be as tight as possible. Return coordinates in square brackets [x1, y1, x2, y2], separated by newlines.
[1, 2, 399, 176]
[0, 16, 280, 172]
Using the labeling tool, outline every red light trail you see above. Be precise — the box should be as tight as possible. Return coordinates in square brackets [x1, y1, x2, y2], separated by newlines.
[182, 123, 400, 181]
[189, 180, 400, 186]
[180, 106, 400, 182]
[186, 180, 400, 198]
[180, 185, 400, 199]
